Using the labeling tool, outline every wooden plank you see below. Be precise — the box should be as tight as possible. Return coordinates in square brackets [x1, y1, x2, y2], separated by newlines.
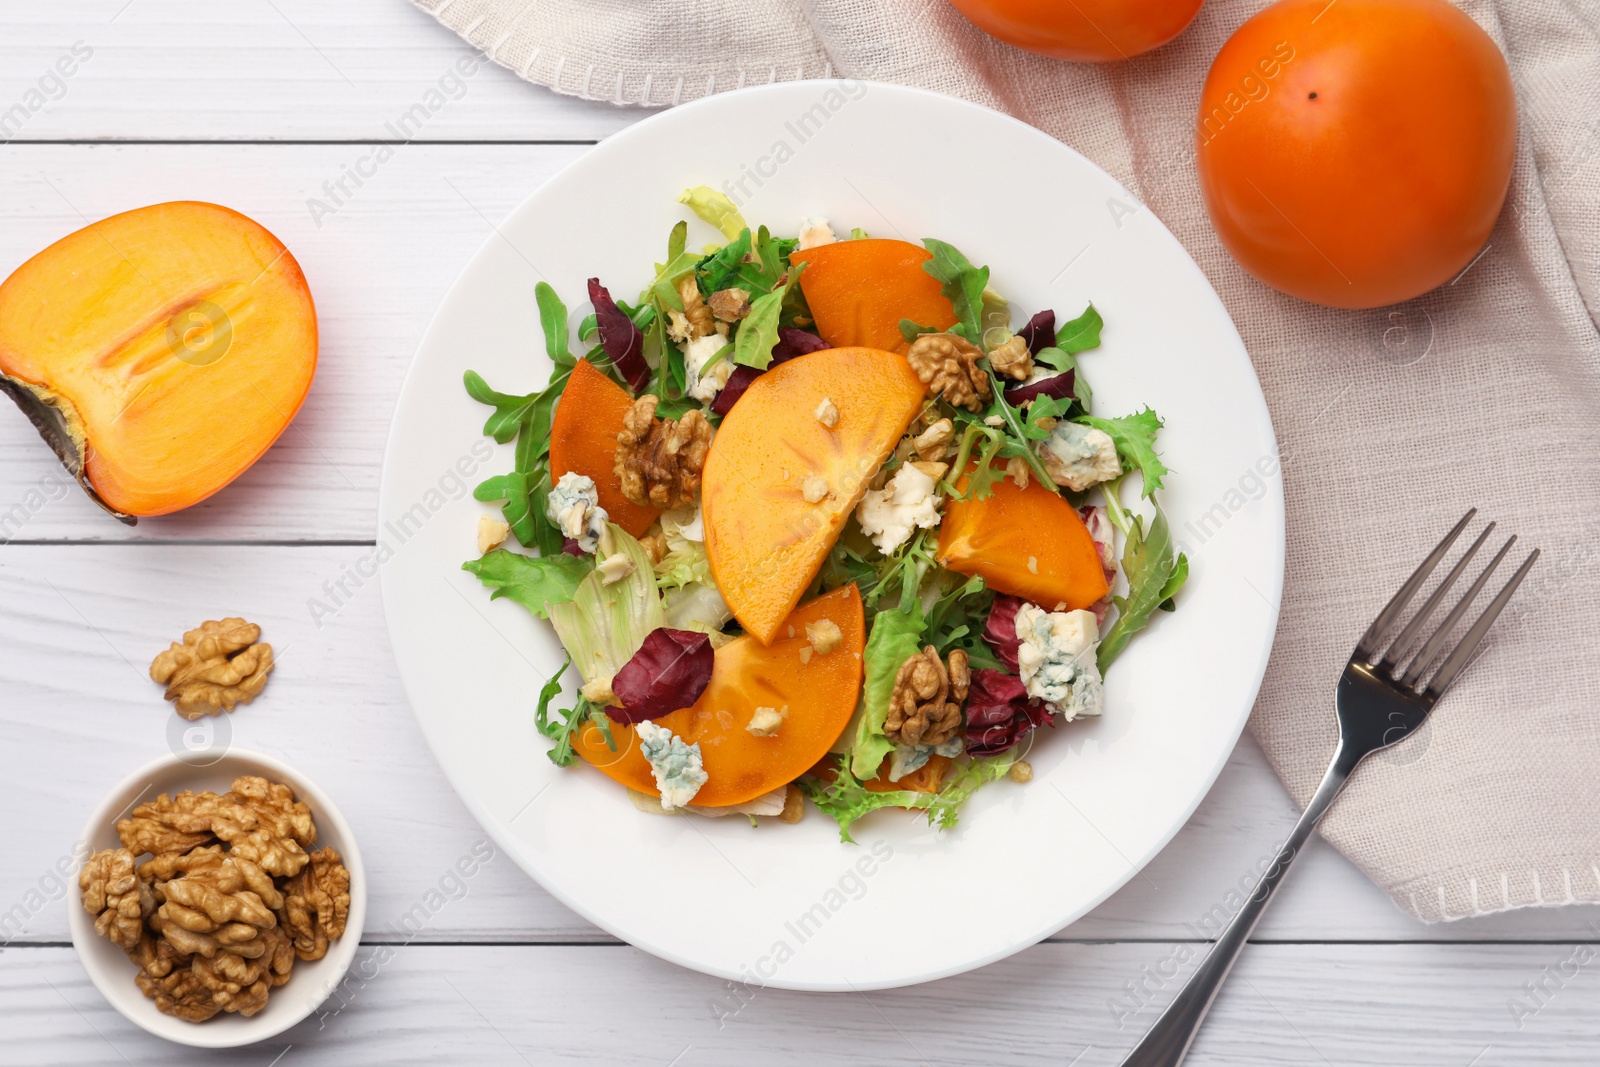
[5, 941, 1598, 1065]
[5, 543, 1600, 945]
[0, 142, 587, 543]
[0, 0, 638, 142]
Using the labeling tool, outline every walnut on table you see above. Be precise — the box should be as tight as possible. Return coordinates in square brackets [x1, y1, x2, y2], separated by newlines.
[614, 394, 713, 511]
[148, 617, 272, 720]
[906, 333, 991, 412]
[79, 848, 154, 951]
[884, 646, 970, 748]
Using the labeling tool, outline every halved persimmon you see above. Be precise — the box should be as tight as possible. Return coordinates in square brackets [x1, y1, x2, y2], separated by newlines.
[573, 584, 865, 807]
[0, 201, 317, 520]
[549, 357, 659, 537]
[702, 346, 926, 643]
[791, 239, 957, 351]
[937, 465, 1109, 610]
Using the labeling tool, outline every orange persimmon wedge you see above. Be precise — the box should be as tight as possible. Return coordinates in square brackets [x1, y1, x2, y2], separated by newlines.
[549, 358, 658, 537]
[573, 584, 865, 807]
[864, 754, 950, 795]
[702, 346, 926, 644]
[0, 201, 317, 519]
[937, 464, 1110, 611]
[791, 239, 957, 351]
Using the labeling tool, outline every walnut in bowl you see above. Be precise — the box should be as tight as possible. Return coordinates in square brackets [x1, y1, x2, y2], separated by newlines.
[68, 749, 365, 1049]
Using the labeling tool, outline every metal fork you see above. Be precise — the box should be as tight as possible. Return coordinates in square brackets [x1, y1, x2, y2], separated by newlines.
[1118, 509, 1538, 1067]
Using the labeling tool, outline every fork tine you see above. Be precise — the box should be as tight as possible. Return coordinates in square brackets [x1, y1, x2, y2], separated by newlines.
[1380, 521, 1495, 670]
[1357, 508, 1476, 658]
[1425, 549, 1540, 699]
[1399, 535, 1515, 687]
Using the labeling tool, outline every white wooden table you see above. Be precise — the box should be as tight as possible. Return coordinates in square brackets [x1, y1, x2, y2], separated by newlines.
[3, 4, 1596, 1064]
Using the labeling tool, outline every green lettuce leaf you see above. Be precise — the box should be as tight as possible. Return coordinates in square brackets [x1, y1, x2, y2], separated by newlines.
[653, 512, 712, 590]
[920, 238, 989, 344]
[802, 751, 1018, 843]
[848, 604, 927, 779]
[1098, 482, 1185, 672]
[462, 549, 591, 619]
[1077, 407, 1168, 497]
[733, 263, 806, 369]
[676, 186, 748, 242]
[547, 525, 664, 683]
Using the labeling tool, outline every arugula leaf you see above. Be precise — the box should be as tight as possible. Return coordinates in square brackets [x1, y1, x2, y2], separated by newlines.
[1055, 303, 1103, 354]
[462, 549, 591, 619]
[462, 372, 537, 444]
[849, 227, 870, 239]
[1158, 551, 1189, 612]
[539, 689, 589, 767]
[848, 604, 927, 780]
[666, 219, 687, 263]
[899, 319, 938, 345]
[1097, 480, 1184, 672]
[733, 263, 806, 369]
[473, 472, 538, 547]
[676, 185, 748, 242]
[920, 239, 989, 344]
[536, 282, 575, 368]
[984, 373, 1054, 486]
[1077, 407, 1168, 497]
[1033, 345, 1073, 374]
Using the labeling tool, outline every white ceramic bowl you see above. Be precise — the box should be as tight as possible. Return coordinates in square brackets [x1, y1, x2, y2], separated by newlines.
[67, 748, 367, 1048]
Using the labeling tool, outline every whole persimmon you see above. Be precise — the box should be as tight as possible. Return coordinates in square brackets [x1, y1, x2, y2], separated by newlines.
[948, 0, 1204, 62]
[1196, 0, 1515, 308]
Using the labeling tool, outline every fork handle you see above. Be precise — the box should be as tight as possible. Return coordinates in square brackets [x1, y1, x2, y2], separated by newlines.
[1117, 742, 1363, 1067]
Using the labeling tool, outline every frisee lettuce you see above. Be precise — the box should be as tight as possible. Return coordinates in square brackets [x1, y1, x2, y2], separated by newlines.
[1077, 407, 1168, 497]
[462, 549, 591, 619]
[803, 750, 1019, 843]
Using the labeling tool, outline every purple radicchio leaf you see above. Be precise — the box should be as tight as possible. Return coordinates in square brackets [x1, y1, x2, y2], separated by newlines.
[1003, 369, 1075, 407]
[964, 669, 1053, 758]
[710, 327, 830, 416]
[1017, 309, 1056, 355]
[561, 537, 585, 557]
[983, 595, 1025, 674]
[587, 278, 650, 393]
[608, 627, 714, 724]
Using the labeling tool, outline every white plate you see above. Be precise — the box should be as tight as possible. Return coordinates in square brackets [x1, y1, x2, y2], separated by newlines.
[69, 749, 367, 1047]
[379, 81, 1282, 991]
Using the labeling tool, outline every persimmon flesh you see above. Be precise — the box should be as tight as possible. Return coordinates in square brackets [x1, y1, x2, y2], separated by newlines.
[1196, 0, 1516, 308]
[573, 584, 865, 806]
[701, 346, 927, 643]
[948, 0, 1204, 62]
[548, 357, 659, 537]
[937, 466, 1109, 610]
[0, 201, 317, 519]
[791, 239, 957, 351]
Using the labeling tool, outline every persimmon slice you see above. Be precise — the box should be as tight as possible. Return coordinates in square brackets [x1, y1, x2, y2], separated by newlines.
[549, 358, 659, 537]
[0, 201, 317, 519]
[937, 465, 1110, 611]
[573, 584, 865, 807]
[791, 239, 958, 351]
[701, 346, 926, 644]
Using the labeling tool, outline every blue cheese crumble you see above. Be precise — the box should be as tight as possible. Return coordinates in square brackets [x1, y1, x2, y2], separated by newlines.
[1014, 603, 1104, 721]
[635, 721, 708, 810]
[546, 472, 609, 553]
[683, 333, 732, 403]
[887, 734, 965, 782]
[1037, 421, 1121, 492]
[856, 463, 941, 554]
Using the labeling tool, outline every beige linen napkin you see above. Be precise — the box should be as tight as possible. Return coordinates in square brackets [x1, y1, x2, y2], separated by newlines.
[414, 0, 1600, 922]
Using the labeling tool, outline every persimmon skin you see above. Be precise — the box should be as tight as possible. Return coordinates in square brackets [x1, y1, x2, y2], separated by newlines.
[702, 346, 927, 644]
[1196, 0, 1515, 308]
[949, 0, 1204, 62]
[548, 358, 659, 537]
[573, 585, 865, 807]
[937, 468, 1109, 611]
[791, 239, 957, 351]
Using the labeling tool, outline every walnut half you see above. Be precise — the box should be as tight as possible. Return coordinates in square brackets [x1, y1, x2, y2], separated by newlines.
[906, 333, 990, 412]
[149, 618, 272, 720]
[884, 646, 970, 747]
[614, 395, 713, 510]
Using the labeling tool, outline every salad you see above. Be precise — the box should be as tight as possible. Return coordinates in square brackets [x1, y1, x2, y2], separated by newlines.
[462, 188, 1186, 841]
